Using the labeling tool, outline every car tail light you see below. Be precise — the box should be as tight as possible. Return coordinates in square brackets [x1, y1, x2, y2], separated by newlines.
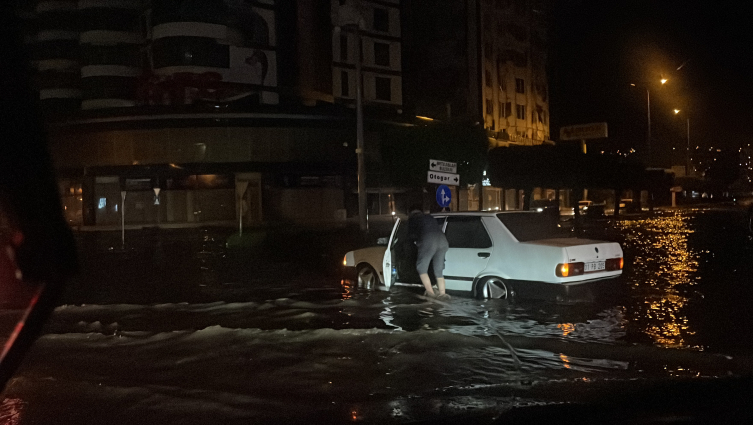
[556, 262, 584, 277]
[606, 257, 623, 271]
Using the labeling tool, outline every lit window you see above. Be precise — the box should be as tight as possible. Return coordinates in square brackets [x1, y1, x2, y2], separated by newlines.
[98, 198, 107, 209]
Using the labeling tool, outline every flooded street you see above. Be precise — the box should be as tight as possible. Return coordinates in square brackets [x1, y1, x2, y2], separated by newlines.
[3, 208, 753, 424]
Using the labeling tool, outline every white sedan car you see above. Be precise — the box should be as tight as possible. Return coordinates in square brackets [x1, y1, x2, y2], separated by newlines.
[343, 211, 623, 299]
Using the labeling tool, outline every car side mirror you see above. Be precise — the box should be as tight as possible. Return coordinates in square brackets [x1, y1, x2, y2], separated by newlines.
[377, 237, 389, 246]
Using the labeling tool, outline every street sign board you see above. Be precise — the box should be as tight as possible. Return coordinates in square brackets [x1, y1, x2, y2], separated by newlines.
[427, 171, 459, 186]
[429, 159, 457, 173]
[436, 185, 451, 208]
[560, 122, 608, 140]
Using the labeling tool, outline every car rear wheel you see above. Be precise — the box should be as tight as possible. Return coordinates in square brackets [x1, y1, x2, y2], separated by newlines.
[476, 276, 509, 299]
[357, 264, 379, 290]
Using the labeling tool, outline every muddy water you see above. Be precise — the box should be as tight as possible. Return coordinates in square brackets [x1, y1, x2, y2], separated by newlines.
[2, 208, 753, 424]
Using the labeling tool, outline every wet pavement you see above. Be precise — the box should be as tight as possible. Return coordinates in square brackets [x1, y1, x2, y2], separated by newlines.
[2, 207, 753, 424]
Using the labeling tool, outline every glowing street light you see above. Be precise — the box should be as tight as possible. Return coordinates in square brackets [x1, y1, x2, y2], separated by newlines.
[674, 109, 681, 114]
[661, 78, 668, 84]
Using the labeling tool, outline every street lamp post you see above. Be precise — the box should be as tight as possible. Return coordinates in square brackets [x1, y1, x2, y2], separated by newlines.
[646, 87, 651, 166]
[632, 78, 667, 168]
[355, 26, 366, 232]
[333, 1, 368, 232]
[674, 109, 691, 176]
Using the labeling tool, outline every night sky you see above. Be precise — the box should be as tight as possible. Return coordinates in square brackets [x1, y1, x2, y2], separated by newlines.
[549, 0, 753, 165]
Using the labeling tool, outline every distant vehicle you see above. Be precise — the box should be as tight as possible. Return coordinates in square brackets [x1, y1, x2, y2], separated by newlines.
[582, 203, 606, 218]
[618, 199, 642, 213]
[530, 199, 559, 212]
[343, 211, 623, 299]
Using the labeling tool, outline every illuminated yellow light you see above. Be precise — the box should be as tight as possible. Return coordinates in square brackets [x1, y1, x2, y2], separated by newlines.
[343, 256, 347, 266]
[560, 263, 569, 277]
[661, 78, 668, 84]
[674, 109, 681, 114]
[416, 115, 434, 121]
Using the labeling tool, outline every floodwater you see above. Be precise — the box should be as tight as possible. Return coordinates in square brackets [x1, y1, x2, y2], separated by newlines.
[2, 207, 753, 424]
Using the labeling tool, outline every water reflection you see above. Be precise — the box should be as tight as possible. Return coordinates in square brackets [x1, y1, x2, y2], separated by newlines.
[616, 213, 700, 348]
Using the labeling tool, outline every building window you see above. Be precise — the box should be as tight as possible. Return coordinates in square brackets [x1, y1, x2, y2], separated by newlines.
[499, 101, 505, 118]
[374, 8, 389, 32]
[504, 101, 512, 117]
[341, 70, 349, 97]
[374, 42, 390, 67]
[516, 104, 526, 120]
[486, 99, 493, 115]
[340, 34, 348, 61]
[485, 70, 492, 87]
[515, 78, 525, 94]
[484, 43, 492, 58]
[375, 76, 391, 101]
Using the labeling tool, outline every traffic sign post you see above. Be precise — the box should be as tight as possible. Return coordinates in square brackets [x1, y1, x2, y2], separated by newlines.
[428, 159, 459, 212]
[120, 191, 126, 248]
[236, 180, 250, 236]
[429, 159, 457, 173]
[427, 170, 460, 186]
[436, 185, 451, 209]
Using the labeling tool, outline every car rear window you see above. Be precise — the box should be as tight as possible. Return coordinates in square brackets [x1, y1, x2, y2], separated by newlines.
[496, 212, 571, 242]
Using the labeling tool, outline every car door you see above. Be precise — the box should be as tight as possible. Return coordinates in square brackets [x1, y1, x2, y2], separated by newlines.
[382, 216, 448, 287]
[442, 216, 494, 291]
[382, 219, 400, 287]
[383, 218, 420, 286]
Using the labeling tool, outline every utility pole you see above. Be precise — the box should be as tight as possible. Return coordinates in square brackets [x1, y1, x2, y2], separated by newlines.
[686, 118, 691, 176]
[333, 0, 367, 232]
[355, 25, 367, 231]
[646, 88, 651, 167]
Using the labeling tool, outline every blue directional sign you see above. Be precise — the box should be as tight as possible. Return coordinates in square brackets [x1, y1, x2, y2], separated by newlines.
[436, 185, 451, 208]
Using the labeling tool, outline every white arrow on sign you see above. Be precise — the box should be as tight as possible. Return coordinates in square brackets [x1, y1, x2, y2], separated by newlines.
[441, 188, 450, 204]
[427, 171, 460, 186]
[429, 159, 457, 173]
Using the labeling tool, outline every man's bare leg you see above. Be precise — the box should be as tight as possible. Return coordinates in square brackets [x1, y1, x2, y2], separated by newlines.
[436, 277, 446, 295]
[419, 273, 435, 297]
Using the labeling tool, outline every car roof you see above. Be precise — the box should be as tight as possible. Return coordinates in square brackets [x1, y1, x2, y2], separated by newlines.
[430, 211, 536, 217]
